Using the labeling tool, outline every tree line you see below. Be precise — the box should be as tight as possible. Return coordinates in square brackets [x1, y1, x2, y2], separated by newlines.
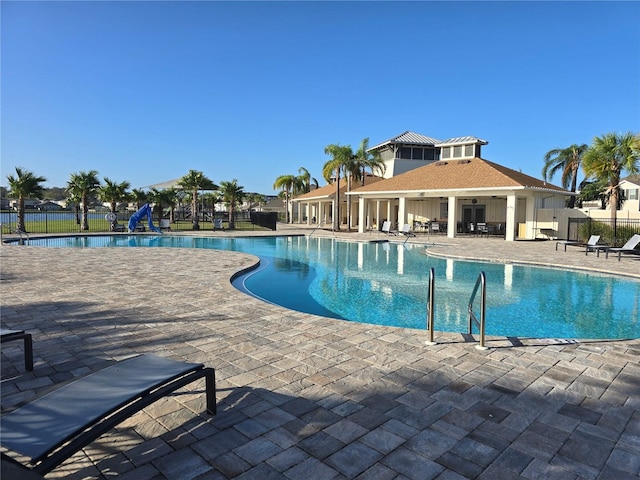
[542, 131, 639, 216]
[6, 131, 639, 234]
[273, 137, 386, 231]
[5, 168, 256, 232]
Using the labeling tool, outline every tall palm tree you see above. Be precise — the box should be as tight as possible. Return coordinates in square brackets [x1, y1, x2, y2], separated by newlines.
[323, 144, 353, 231]
[219, 179, 245, 229]
[99, 177, 130, 217]
[130, 188, 148, 211]
[296, 167, 319, 194]
[67, 170, 100, 231]
[273, 174, 296, 223]
[177, 170, 217, 230]
[98, 178, 130, 230]
[542, 144, 588, 208]
[353, 137, 386, 186]
[149, 187, 177, 225]
[247, 193, 265, 211]
[6, 167, 47, 232]
[583, 132, 640, 223]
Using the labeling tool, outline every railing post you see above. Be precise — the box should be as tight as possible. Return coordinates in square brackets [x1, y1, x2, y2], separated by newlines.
[425, 268, 436, 345]
[468, 271, 488, 350]
[477, 272, 487, 350]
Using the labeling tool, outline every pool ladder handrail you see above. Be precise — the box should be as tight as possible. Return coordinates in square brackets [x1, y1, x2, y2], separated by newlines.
[468, 271, 488, 350]
[425, 268, 436, 345]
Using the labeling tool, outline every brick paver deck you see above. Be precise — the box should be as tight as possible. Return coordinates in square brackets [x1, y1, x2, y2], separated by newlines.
[1, 227, 639, 479]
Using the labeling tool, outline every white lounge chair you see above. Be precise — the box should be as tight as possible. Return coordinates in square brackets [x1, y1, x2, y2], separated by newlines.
[605, 234, 640, 261]
[584, 235, 604, 255]
[399, 224, 415, 237]
[381, 221, 397, 235]
[556, 234, 600, 252]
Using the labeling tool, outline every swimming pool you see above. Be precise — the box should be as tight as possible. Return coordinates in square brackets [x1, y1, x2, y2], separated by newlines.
[21, 235, 640, 339]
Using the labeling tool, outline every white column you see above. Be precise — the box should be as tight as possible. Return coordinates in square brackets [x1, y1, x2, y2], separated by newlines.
[447, 196, 457, 238]
[398, 197, 406, 228]
[506, 193, 517, 241]
[375, 200, 381, 231]
[358, 197, 366, 233]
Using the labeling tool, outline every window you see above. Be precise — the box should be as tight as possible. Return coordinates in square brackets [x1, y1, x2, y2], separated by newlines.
[424, 148, 435, 160]
[628, 188, 639, 200]
[439, 202, 448, 220]
[400, 147, 412, 159]
[412, 148, 423, 160]
[441, 147, 451, 159]
[453, 146, 462, 157]
[465, 145, 474, 157]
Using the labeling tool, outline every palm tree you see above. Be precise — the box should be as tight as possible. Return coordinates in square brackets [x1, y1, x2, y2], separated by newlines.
[130, 188, 148, 211]
[247, 193, 265, 211]
[273, 174, 296, 223]
[542, 144, 588, 208]
[323, 144, 353, 231]
[177, 170, 217, 230]
[98, 178, 131, 230]
[353, 137, 386, 186]
[219, 179, 245, 229]
[149, 187, 177, 225]
[67, 170, 100, 231]
[296, 167, 319, 194]
[583, 132, 640, 224]
[6, 167, 47, 232]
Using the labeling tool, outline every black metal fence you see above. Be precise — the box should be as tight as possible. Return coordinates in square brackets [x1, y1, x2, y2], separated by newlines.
[0, 209, 273, 234]
[566, 217, 640, 246]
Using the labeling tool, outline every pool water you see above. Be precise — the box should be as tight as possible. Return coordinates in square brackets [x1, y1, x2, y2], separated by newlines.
[24, 235, 640, 339]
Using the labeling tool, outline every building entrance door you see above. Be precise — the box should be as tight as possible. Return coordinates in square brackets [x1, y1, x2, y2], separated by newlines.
[462, 205, 486, 233]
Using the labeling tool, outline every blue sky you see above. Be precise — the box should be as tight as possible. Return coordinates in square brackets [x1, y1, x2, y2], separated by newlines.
[2, 1, 639, 195]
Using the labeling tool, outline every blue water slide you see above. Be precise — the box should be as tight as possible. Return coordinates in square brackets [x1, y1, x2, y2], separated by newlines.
[127, 204, 160, 233]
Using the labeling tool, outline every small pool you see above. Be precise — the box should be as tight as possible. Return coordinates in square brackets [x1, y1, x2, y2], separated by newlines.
[20, 235, 640, 339]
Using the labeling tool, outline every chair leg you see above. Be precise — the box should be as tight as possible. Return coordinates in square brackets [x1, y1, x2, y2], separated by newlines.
[23, 333, 33, 371]
[204, 367, 217, 414]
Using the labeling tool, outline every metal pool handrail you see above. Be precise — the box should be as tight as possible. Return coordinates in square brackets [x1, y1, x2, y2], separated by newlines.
[425, 268, 436, 345]
[468, 271, 488, 350]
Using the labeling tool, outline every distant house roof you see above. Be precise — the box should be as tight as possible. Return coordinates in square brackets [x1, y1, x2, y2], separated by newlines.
[368, 131, 442, 150]
[349, 158, 570, 195]
[622, 174, 640, 186]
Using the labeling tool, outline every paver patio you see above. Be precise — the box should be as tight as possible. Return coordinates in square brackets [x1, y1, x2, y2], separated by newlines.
[1, 227, 639, 479]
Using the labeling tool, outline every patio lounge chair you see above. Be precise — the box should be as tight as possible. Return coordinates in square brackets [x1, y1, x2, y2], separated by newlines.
[399, 224, 416, 237]
[605, 234, 640, 261]
[381, 221, 397, 235]
[1, 329, 33, 371]
[556, 234, 600, 252]
[0, 354, 216, 476]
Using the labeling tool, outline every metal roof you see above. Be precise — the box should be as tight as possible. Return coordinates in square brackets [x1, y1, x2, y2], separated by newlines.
[436, 136, 488, 146]
[368, 131, 442, 151]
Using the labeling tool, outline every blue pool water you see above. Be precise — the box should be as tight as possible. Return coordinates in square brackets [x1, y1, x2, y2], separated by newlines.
[22, 235, 640, 339]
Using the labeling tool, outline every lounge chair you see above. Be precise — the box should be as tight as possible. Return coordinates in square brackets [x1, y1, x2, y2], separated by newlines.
[1, 329, 33, 371]
[1, 354, 216, 475]
[159, 219, 171, 231]
[430, 223, 440, 234]
[399, 224, 416, 238]
[213, 219, 224, 230]
[556, 234, 600, 252]
[605, 234, 640, 261]
[381, 221, 397, 235]
[477, 223, 489, 236]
